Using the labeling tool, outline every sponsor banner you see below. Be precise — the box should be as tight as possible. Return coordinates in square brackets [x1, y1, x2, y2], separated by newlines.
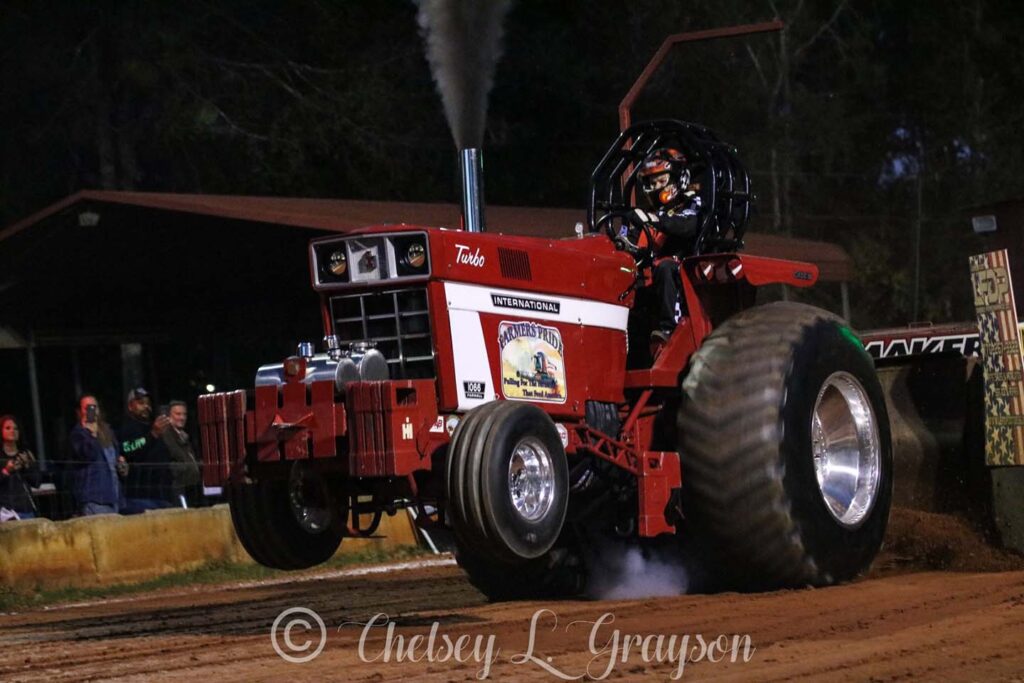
[970, 249, 1024, 466]
[443, 281, 629, 331]
[864, 333, 981, 359]
[429, 415, 462, 436]
[498, 320, 567, 404]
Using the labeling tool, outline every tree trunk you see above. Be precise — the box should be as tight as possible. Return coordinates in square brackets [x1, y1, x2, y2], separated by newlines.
[90, 36, 117, 190]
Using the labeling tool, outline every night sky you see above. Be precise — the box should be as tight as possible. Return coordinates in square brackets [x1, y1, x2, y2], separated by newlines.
[2, 1, 1023, 452]
[4, 1, 1022, 325]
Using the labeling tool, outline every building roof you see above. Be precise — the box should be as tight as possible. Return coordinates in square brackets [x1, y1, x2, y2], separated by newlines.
[1, 190, 853, 282]
[0, 189, 855, 348]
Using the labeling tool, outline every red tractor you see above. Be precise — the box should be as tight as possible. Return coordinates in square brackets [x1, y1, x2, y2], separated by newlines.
[199, 120, 892, 598]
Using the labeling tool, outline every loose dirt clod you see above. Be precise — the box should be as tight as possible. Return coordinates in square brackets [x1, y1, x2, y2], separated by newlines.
[872, 506, 1024, 576]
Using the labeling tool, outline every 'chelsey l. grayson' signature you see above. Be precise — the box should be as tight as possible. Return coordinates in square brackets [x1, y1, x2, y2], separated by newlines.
[340, 609, 755, 680]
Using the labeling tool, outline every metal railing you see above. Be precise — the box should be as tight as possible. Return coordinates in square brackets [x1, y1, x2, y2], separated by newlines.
[1, 459, 222, 522]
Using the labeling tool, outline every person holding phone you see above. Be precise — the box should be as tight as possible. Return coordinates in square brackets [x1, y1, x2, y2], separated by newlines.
[118, 387, 172, 514]
[68, 394, 123, 516]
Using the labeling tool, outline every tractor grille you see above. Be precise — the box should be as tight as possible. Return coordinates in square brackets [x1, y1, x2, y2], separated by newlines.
[330, 287, 435, 379]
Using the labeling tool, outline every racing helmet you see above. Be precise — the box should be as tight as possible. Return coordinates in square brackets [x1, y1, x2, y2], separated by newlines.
[638, 148, 690, 207]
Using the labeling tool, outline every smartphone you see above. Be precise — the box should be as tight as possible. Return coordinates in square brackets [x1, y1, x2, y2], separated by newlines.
[85, 404, 98, 423]
[158, 404, 170, 418]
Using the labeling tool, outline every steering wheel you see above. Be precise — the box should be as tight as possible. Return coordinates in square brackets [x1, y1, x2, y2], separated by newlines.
[594, 208, 657, 269]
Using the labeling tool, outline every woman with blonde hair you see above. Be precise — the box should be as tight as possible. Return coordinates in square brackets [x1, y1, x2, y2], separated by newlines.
[69, 395, 123, 516]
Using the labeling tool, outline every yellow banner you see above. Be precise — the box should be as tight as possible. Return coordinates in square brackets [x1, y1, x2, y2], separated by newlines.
[970, 250, 1024, 466]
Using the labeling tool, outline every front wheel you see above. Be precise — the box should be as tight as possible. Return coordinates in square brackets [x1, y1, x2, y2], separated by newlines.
[446, 401, 569, 563]
[228, 461, 346, 570]
[446, 401, 579, 599]
[677, 302, 892, 589]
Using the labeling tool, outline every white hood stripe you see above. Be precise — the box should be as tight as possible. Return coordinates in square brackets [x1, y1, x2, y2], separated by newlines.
[444, 281, 629, 331]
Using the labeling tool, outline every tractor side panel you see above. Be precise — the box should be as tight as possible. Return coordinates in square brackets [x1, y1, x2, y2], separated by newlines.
[428, 280, 459, 411]
[434, 230, 635, 306]
[580, 325, 628, 403]
[440, 280, 628, 415]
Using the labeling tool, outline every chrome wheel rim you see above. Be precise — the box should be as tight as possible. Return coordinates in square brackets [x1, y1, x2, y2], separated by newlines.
[811, 372, 881, 529]
[507, 437, 556, 522]
[289, 462, 333, 534]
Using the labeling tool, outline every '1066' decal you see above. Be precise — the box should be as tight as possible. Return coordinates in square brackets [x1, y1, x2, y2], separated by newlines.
[463, 381, 486, 400]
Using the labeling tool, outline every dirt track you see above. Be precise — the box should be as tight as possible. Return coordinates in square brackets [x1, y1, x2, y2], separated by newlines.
[2, 510, 1024, 682]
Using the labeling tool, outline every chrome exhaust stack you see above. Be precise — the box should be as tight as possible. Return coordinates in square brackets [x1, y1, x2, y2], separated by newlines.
[460, 147, 485, 233]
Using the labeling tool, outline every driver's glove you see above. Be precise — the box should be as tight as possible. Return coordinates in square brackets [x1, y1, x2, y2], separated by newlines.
[633, 208, 660, 224]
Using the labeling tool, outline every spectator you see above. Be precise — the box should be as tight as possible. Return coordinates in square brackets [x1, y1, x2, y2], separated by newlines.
[69, 395, 124, 516]
[0, 415, 41, 520]
[118, 387, 171, 514]
[162, 401, 201, 507]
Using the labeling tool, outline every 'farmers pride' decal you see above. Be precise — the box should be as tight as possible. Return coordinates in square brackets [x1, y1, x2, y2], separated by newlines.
[498, 321, 566, 403]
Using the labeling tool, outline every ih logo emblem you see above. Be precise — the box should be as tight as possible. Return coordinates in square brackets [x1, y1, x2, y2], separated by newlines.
[401, 417, 413, 441]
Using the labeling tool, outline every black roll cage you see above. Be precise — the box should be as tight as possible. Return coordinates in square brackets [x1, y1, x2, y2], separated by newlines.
[588, 119, 754, 255]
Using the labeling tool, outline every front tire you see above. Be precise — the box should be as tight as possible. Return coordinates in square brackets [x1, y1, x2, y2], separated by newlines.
[447, 401, 578, 599]
[446, 401, 569, 563]
[228, 462, 346, 570]
[677, 302, 892, 589]
[454, 541, 584, 601]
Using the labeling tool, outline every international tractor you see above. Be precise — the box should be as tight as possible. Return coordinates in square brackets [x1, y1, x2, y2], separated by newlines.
[199, 120, 892, 599]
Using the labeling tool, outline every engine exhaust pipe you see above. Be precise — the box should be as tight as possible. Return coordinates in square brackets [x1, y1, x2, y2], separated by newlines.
[460, 147, 485, 233]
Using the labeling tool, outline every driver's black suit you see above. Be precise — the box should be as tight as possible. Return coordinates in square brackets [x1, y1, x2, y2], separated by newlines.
[638, 190, 702, 335]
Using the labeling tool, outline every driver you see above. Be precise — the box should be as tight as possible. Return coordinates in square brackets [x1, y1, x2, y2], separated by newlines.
[633, 147, 702, 348]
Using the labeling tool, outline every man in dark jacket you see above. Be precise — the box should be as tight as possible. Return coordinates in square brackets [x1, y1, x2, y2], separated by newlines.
[117, 387, 171, 513]
[69, 395, 122, 516]
[162, 401, 201, 506]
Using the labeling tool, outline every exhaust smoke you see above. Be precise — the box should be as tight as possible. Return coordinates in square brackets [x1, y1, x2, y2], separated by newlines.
[586, 540, 689, 600]
[415, 0, 512, 150]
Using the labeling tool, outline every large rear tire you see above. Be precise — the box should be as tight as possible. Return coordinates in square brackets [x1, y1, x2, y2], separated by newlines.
[228, 461, 346, 570]
[677, 302, 892, 589]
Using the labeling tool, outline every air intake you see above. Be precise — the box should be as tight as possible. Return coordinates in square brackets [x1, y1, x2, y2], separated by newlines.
[498, 247, 532, 280]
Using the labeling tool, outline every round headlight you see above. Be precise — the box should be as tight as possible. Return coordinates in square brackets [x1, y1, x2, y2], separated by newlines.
[405, 242, 426, 269]
[327, 249, 347, 276]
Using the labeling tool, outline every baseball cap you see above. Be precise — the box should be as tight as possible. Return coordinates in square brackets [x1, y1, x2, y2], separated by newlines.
[126, 387, 150, 402]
